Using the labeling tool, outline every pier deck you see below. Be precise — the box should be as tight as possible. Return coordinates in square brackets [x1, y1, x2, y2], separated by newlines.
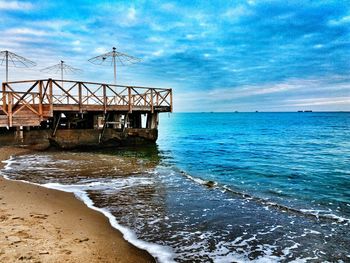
[0, 79, 172, 127]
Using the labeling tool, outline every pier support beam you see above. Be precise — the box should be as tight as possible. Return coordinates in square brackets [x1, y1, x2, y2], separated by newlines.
[147, 112, 158, 129]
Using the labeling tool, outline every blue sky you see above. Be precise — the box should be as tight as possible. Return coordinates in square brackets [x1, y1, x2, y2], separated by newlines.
[0, 0, 349, 111]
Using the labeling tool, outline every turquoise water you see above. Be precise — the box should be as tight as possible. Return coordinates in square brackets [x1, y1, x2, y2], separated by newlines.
[2, 112, 350, 262]
[158, 112, 350, 219]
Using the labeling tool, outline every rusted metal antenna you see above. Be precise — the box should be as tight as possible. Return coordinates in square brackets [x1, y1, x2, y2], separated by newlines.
[0, 50, 36, 82]
[41, 60, 81, 86]
[88, 47, 141, 84]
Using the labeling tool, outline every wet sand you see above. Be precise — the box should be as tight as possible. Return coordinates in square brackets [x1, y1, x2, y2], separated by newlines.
[0, 146, 155, 263]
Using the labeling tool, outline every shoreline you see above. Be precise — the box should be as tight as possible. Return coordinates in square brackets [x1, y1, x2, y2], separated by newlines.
[0, 146, 155, 263]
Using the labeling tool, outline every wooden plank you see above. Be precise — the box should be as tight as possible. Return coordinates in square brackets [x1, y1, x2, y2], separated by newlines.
[52, 80, 79, 104]
[105, 85, 129, 105]
[42, 79, 50, 103]
[128, 87, 132, 113]
[103, 84, 107, 113]
[49, 79, 53, 116]
[8, 93, 12, 127]
[6, 78, 171, 91]
[81, 83, 104, 105]
[39, 80, 43, 120]
[151, 89, 154, 113]
[170, 88, 173, 112]
[2, 83, 7, 114]
[12, 80, 39, 109]
[5, 83, 16, 93]
[0, 78, 172, 128]
[78, 82, 82, 113]
[12, 92, 40, 116]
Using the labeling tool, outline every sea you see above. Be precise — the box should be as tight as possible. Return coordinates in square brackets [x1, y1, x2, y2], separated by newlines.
[1, 112, 350, 262]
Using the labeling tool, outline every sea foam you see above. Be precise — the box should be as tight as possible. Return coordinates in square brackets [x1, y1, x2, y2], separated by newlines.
[1, 157, 176, 263]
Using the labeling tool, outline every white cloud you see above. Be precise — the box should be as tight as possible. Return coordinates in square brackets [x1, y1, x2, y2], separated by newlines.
[160, 3, 176, 11]
[205, 82, 299, 101]
[127, 7, 136, 21]
[5, 28, 48, 36]
[173, 86, 350, 112]
[174, 76, 350, 109]
[94, 47, 108, 54]
[149, 21, 186, 32]
[285, 97, 350, 107]
[4, 25, 75, 40]
[174, 81, 299, 107]
[0, 35, 36, 45]
[329, 15, 350, 26]
[247, 0, 256, 6]
[147, 36, 164, 43]
[313, 44, 324, 49]
[152, 49, 164, 57]
[185, 34, 204, 40]
[118, 7, 138, 27]
[30, 19, 71, 30]
[0, 0, 33, 10]
[72, 47, 82, 52]
[149, 22, 164, 31]
[223, 5, 252, 21]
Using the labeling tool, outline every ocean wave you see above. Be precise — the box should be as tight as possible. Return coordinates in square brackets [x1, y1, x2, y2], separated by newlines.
[0, 156, 176, 263]
[2, 154, 350, 262]
[177, 168, 350, 225]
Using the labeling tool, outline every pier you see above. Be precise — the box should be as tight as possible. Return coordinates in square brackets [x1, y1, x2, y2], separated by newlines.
[0, 79, 172, 148]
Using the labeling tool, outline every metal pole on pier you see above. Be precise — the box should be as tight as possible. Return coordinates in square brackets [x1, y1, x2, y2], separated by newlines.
[0, 50, 36, 82]
[41, 61, 81, 88]
[61, 60, 64, 86]
[88, 47, 140, 85]
[5, 51, 8, 82]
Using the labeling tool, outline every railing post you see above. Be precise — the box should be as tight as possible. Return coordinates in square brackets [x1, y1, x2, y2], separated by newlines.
[128, 86, 132, 113]
[170, 88, 173, 113]
[8, 92, 12, 127]
[151, 89, 154, 113]
[49, 79, 53, 116]
[103, 84, 107, 113]
[78, 82, 82, 113]
[38, 80, 43, 120]
[2, 83, 7, 114]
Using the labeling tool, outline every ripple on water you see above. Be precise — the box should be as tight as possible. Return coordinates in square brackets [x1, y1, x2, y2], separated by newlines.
[1, 151, 350, 262]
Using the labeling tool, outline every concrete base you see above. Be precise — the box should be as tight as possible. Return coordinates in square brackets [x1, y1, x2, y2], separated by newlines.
[0, 128, 158, 150]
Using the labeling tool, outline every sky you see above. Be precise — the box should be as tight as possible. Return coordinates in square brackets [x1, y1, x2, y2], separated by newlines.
[0, 0, 349, 112]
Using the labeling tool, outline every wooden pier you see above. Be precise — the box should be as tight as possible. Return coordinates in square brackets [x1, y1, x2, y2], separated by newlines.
[0, 79, 172, 148]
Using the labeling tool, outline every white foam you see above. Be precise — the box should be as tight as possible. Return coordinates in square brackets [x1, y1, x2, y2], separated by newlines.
[2, 157, 16, 172]
[180, 169, 350, 225]
[300, 209, 350, 224]
[43, 183, 175, 263]
[1, 157, 176, 263]
[212, 242, 281, 263]
[181, 171, 207, 185]
[282, 241, 300, 256]
[3, 155, 349, 262]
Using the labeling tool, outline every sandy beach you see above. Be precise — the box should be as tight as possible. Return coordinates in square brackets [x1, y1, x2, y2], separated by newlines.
[0, 146, 155, 263]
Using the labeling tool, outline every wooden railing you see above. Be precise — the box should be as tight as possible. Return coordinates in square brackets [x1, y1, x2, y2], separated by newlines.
[0, 79, 172, 123]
